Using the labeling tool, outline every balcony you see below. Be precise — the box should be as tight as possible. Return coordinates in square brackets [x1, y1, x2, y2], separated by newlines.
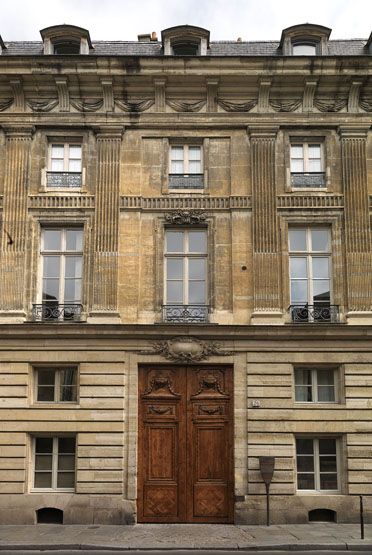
[163, 304, 209, 323]
[32, 303, 83, 322]
[289, 304, 340, 324]
[291, 172, 326, 188]
[47, 172, 82, 188]
[168, 174, 204, 189]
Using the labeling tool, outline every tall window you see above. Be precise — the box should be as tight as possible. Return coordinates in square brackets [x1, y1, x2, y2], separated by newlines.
[35, 367, 77, 402]
[164, 229, 207, 322]
[47, 143, 82, 188]
[35, 228, 83, 321]
[290, 142, 325, 188]
[294, 367, 337, 403]
[169, 145, 203, 189]
[33, 437, 75, 490]
[289, 227, 335, 322]
[296, 437, 339, 491]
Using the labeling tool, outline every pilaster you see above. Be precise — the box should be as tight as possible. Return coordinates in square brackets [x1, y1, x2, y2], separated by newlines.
[0, 127, 33, 322]
[89, 127, 124, 323]
[248, 126, 283, 324]
[154, 78, 166, 112]
[339, 126, 372, 322]
[101, 78, 114, 112]
[206, 79, 219, 113]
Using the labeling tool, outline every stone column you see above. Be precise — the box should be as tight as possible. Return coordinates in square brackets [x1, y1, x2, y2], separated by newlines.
[249, 126, 283, 324]
[0, 127, 33, 322]
[339, 126, 372, 323]
[89, 127, 123, 323]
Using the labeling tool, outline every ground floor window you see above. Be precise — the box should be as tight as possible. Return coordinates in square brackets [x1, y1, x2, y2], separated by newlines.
[33, 436, 76, 491]
[296, 437, 339, 492]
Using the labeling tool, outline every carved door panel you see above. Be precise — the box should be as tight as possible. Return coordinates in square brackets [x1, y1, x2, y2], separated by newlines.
[138, 365, 233, 523]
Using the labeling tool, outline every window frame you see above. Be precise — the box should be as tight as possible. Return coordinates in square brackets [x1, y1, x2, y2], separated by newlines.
[290, 141, 325, 189]
[292, 41, 319, 56]
[164, 228, 208, 307]
[168, 143, 204, 192]
[48, 142, 82, 173]
[34, 366, 78, 404]
[295, 437, 341, 494]
[294, 366, 339, 404]
[31, 435, 76, 493]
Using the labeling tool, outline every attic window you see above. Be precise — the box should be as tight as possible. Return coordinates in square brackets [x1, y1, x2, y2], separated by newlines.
[292, 42, 318, 55]
[172, 40, 199, 56]
[53, 40, 81, 55]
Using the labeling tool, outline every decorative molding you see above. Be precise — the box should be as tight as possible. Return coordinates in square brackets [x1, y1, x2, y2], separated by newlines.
[154, 78, 166, 112]
[143, 374, 180, 397]
[314, 97, 347, 112]
[206, 79, 219, 112]
[55, 77, 69, 112]
[303, 79, 318, 112]
[120, 196, 251, 210]
[277, 195, 344, 209]
[359, 98, 372, 112]
[269, 99, 301, 112]
[166, 99, 206, 112]
[70, 99, 103, 112]
[147, 336, 233, 363]
[192, 372, 229, 397]
[101, 78, 114, 112]
[164, 210, 207, 225]
[348, 81, 362, 112]
[217, 98, 257, 112]
[258, 79, 271, 112]
[9, 79, 25, 111]
[0, 99, 14, 112]
[26, 99, 58, 112]
[28, 195, 95, 210]
[114, 98, 154, 112]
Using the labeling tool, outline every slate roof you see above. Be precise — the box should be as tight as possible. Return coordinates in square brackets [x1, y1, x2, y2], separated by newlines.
[1, 39, 369, 57]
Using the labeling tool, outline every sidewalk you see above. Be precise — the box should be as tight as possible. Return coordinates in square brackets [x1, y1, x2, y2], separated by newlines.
[0, 523, 372, 551]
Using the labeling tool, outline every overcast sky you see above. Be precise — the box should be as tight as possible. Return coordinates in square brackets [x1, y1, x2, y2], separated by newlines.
[1, 0, 372, 42]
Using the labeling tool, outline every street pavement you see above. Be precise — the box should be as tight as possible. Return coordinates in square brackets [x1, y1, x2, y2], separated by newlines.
[0, 523, 372, 551]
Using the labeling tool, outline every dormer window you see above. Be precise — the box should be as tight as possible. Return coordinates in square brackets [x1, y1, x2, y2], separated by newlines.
[162, 25, 210, 56]
[53, 40, 81, 55]
[292, 42, 318, 55]
[40, 25, 92, 55]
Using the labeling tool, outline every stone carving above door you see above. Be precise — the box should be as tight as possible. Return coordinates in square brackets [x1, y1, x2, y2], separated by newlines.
[148, 336, 233, 363]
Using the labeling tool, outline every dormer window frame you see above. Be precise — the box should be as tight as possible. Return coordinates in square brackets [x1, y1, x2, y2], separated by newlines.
[40, 25, 92, 56]
[279, 24, 331, 56]
[161, 25, 210, 57]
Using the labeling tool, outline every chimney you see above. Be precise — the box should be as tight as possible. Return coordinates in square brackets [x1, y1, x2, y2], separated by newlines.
[150, 31, 158, 42]
[237, 37, 242, 42]
[138, 33, 151, 42]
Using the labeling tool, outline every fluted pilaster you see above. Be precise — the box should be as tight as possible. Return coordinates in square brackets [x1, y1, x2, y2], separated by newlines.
[249, 127, 282, 322]
[339, 127, 372, 317]
[0, 127, 32, 319]
[90, 127, 123, 320]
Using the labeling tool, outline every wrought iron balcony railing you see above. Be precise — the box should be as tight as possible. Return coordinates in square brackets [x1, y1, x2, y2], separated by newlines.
[47, 171, 82, 188]
[163, 304, 209, 323]
[289, 304, 340, 324]
[32, 303, 83, 322]
[168, 174, 204, 189]
[291, 172, 326, 188]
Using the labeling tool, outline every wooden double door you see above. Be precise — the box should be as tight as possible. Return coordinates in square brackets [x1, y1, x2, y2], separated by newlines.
[138, 365, 234, 523]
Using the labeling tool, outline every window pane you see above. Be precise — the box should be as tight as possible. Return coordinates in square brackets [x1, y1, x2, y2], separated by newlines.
[171, 160, 183, 173]
[42, 280, 59, 302]
[66, 230, 83, 251]
[60, 385, 77, 402]
[317, 369, 334, 386]
[189, 160, 201, 173]
[57, 472, 75, 488]
[188, 231, 207, 253]
[293, 44, 317, 55]
[166, 281, 183, 303]
[171, 146, 184, 160]
[320, 473, 338, 490]
[318, 386, 335, 402]
[313, 281, 330, 303]
[68, 159, 82, 172]
[297, 456, 314, 472]
[289, 229, 306, 251]
[35, 455, 53, 471]
[34, 472, 52, 488]
[312, 258, 329, 279]
[290, 280, 307, 303]
[319, 456, 337, 473]
[65, 257, 83, 278]
[296, 438, 314, 455]
[166, 231, 184, 253]
[319, 438, 336, 455]
[51, 159, 64, 171]
[69, 145, 81, 159]
[295, 385, 312, 402]
[43, 230, 62, 251]
[188, 281, 206, 304]
[37, 370, 55, 386]
[291, 159, 304, 172]
[189, 258, 206, 280]
[166, 259, 183, 279]
[43, 257, 60, 278]
[58, 454, 75, 471]
[297, 474, 315, 489]
[37, 386, 55, 401]
[290, 257, 307, 278]
[51, 145, 64, 158]
[58, 437, 75, 453]
[308, 159, 321, 172]
[295, 369, 312, 386]
[188, 146, 201, 160]
[64, 279, 81, 302]
[308, 144, 321, 158]
[311, 229, 329, 252]
[291, 145, 303, 158]
[36, 438, 53, 453]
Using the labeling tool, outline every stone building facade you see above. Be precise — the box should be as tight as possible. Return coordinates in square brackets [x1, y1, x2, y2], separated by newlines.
[0, 22, 372, 525]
